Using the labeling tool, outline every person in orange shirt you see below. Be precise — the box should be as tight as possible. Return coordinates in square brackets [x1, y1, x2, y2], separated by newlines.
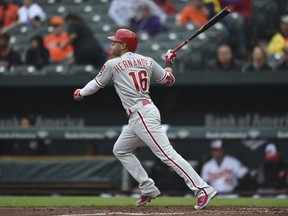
[44, 16, 73, 63]
[0, 0, 19, 29]
[176, 0, 209, 27]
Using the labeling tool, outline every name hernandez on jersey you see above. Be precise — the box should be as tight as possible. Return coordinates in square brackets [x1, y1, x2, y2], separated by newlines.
[94, 52, 174, 109]
[113, 58, 153, 73]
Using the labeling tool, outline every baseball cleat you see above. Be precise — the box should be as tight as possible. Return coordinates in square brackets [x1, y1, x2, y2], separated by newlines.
[135, 190, 161, 207]
[194, 189, 217, 210]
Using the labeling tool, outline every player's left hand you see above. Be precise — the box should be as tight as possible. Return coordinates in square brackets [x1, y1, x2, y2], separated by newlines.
[73, 89, 83, 101]
[165, 49, 176, 67]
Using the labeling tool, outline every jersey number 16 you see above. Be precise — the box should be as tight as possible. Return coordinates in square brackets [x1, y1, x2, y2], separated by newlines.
[129, 70, 148, 92]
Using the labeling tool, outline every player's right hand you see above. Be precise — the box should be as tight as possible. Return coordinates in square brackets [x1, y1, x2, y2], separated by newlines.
[73, 89, 83, 101]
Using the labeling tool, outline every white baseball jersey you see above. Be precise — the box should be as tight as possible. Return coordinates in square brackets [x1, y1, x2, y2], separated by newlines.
[201, 155, 248, 193]
[94, 52, 169, 109]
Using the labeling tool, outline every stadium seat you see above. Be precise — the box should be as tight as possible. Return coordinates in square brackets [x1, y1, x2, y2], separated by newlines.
[0, 66, 8, 75]
[170, 0, 189, 11]
[41, 64, 68, 75]
[67, 64, 97, 75]
[153, 32, 179, 43]
[40, 0, 63, 6]
[177, 49, 204, 72]
[10, 65, 43, 76]
[61, 0, 85, 5]
[205, 22, 228, 40]
[44, 4, 61, 15]
[252, 0, 279, 40]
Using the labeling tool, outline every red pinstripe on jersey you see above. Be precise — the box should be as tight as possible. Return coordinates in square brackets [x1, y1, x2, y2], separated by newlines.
[95, 78, 105, 88]
[136, 111, 207, 196]
[157, 72, 168, 84]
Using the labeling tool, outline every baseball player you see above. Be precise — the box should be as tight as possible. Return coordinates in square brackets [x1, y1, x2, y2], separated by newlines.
[201, 139, 248, 194]
[73, 29, 216, 209]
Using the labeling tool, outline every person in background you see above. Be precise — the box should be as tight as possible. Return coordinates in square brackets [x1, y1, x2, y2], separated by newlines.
[44, 16, 73, 64]
[176, 0, 209, 27]
[267, 14, 288, 67]
[61, 13, 107, 69]
[130, 3, 164, 38]
[25, 35, 49, 70]
[201, 139, 249, 195]
[219, 0, 252, 58]
[108, 0, 139, 27]
[154, 0, 178, 15]
[242, 45, 273, 72]
[6, 117, 50, 155]
[0, 32, 22, 69]
[203, 0, 221, 18]
[205, 43, 242, 72]
[0, 0, 19, 30]
[219, 0, 252, 20]
[108, 0, 167, 27]
[1, 0, 46, 33]
[256, 143, 288, 197]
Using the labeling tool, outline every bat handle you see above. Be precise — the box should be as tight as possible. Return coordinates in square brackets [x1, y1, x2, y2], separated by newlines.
[172, 42, 186, 53]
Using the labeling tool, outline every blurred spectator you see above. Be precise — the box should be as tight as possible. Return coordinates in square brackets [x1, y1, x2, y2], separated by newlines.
[205, 43, 242, 72]
[131, 3, 164, 38]
[2, 0, 46, 33]
[154, 0, 178, 15]
[5, 117, 50, 155]
[203, 0, 221, 18]
[242, 45, 273, 72]
[108, 0, 141, 27]
[176, 0, 209, 27]
[219, 0, 252, 20]
[44, 16, 73, 64]
[267, 14, 288, 64]
[256, 143, 288, 196]
[108, 0, 166, 27]
[25, 35, 49, 70]
[62, 13, 107, 68]
[0, 32, 22, 69]
[0, 0, 19, 30]
[219, 0, 252, 58]
[201, 139, 249, 195]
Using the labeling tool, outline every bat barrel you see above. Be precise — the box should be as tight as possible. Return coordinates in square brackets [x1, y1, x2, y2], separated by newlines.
[172, 7, 231, 52]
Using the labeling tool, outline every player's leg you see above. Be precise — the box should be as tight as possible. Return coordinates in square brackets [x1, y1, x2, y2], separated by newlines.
[113, 124, 159, 196]
[133, 105, 216, 208]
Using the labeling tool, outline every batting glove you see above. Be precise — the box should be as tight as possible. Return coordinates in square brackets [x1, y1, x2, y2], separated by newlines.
[73, 89, 83, 101]
[165, 49, 176, 68]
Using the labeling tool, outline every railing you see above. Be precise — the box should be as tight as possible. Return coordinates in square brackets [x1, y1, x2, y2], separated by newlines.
[0, 69, 287, 87]
[0, 127, 287, 140]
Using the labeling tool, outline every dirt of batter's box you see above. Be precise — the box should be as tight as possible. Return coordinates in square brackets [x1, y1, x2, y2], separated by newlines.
[0, 206, 287, 216]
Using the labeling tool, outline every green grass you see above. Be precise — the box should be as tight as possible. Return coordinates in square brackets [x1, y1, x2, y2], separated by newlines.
[0, 196, 287, 208]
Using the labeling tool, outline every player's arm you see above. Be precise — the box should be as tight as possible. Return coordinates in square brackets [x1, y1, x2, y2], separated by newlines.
[73, 79, 101, 100]
[164, 49, 176, 86]
[152, 50, 176, 87]
[73, 63, 112, 100]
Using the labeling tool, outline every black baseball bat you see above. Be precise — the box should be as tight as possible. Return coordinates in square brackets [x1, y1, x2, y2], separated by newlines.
[172, 7, 231, 52]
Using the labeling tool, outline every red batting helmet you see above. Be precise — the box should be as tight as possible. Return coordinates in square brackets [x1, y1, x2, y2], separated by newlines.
[108, 29, 138, 52]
